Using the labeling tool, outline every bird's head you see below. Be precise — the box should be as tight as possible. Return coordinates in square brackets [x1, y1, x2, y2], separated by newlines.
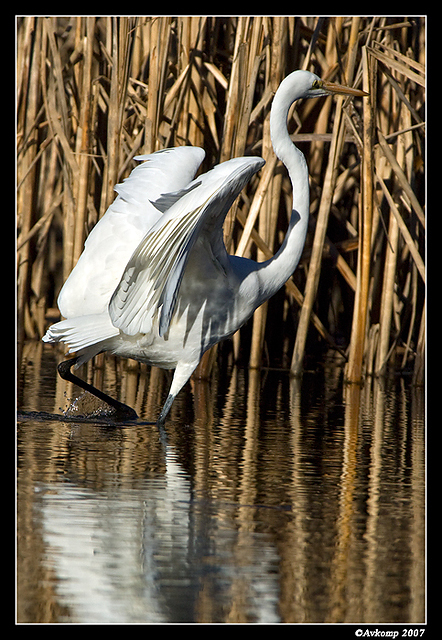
[282, 69, 368, 100]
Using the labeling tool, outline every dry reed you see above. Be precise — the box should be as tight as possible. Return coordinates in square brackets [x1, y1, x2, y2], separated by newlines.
[16, 16, 425, 383]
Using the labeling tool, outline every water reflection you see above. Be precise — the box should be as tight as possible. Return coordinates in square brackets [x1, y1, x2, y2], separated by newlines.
[17, 341, 425, 623]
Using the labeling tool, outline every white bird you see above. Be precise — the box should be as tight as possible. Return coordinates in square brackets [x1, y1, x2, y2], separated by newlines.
[43, 70, 367, 425]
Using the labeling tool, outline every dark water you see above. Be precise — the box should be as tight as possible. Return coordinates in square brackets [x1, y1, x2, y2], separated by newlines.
[17, 341, 425, 624]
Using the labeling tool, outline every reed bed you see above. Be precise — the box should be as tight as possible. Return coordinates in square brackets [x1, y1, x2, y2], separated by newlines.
[17, 16, 425, 383]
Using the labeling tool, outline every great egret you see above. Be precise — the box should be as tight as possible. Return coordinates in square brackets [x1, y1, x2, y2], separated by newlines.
[43, 70, 367, 424]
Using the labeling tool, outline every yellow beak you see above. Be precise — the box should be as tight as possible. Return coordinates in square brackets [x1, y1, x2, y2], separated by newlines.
[322, 81, 369, 97]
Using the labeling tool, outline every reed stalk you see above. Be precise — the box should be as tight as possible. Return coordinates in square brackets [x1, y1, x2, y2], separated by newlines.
[73, 17, 95, 267]
[345, 46, 374, 383]
[17, 18, 42, 344]
[249, 17, 287, 369]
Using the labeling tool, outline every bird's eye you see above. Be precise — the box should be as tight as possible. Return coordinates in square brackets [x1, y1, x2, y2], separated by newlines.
[311, 79, 323, 90]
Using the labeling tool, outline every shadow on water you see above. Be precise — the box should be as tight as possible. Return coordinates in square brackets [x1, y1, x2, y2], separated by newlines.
[17, 341, 425, 624]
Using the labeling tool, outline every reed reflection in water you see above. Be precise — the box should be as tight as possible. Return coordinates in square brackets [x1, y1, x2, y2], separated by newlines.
[17, 342, 425, 623]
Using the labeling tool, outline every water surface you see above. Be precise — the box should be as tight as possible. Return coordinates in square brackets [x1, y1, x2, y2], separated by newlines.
[17, 341, 425, 624]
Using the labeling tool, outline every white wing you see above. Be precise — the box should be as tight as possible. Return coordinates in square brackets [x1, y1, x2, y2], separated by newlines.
[109, 156, 265, 337]
[57, 147, 205, 319]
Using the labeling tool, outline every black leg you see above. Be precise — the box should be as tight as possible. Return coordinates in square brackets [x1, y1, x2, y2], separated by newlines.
[155, 393, 175, 448]
[58, 356, 138, 421]
[156, 392, 175, 427]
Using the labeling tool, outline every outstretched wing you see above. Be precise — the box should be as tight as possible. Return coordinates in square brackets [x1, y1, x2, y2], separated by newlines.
[57, 147, 205, 319]
[108, 156, 265, 337]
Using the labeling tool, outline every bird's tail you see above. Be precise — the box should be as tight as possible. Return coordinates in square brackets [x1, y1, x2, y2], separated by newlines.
[42, 313, 119, 366]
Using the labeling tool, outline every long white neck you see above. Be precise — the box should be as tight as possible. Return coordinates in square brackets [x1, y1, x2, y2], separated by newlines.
[253, 77, 310, 305]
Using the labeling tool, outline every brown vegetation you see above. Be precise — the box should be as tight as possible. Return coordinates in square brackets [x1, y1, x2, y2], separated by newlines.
[17, 16, 425, 382]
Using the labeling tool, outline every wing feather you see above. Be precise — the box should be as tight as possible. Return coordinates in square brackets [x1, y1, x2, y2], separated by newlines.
[57, 147, 205, 319]
[108, 156, 265, 337]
